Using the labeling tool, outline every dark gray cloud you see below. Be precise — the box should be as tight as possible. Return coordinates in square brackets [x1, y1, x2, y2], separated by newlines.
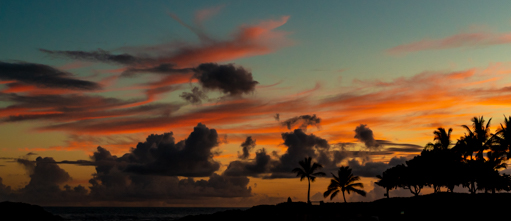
[177, 174, 251, 198]
[281, 114, 321, 131]
[122, 123, 220, 177]
[223, 126, 420, 179]
[0, 149, 251, 205]
[353, 125, 422, 152]
[0, 94, 179, 123]
[57, 160, 96, 166]
[224, 129, 344, 178]
[0, 62, 100, 90]
[354, 124, 380, 149]
[87, 171, 252, 202]
[84, 126, 252, 202]
[193, 63, 258, 96]
[347, 156, 409, 177]
[122, 63, 193, 76]
[377, 140, 423, 152]
[238, 136, 256, 160]
[388, 156, 409, 166]
[0, 178, 11, 195]
[224, 149, 275, 177]
[24, 157, 71, 189]
[267, 129, 343, 178]
[0, 124, 254, 205]
[0, 93, 124, 110]
[180, 87, 208, 104]
[16, 158, 35, 174]
[39, 49, 260, 100]
[4, 103, 179, 123]
[0, 157, 90, 205]
[40, 49, 151, 66]
[275, 129, 330, 172]
[40, 49, 196, 77]
[66, 124, 220, 177]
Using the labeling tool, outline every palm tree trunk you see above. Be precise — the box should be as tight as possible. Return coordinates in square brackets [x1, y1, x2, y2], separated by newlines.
[386, 188, 389, 198]
[307, 178, 310, 204]
[342, 191, 346, 203]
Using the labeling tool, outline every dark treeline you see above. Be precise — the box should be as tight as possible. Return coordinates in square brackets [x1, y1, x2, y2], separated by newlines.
[376, 116, 511, 197]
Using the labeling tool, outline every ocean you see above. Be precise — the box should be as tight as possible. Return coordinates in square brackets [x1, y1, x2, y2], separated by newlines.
[44, 207, 248, 221]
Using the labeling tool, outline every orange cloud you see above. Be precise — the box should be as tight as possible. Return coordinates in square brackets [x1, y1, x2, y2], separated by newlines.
[27, 65, 511, 152]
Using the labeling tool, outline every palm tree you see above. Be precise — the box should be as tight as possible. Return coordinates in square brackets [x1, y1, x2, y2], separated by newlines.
[425, 127, 453, 151]
[453, 134, 478, 160]
[495, 115, 511, 158]
[323, 166, 366, 203]
[461, 116, 492, 160]
[423, 127, 454, 193]
[292, 157, 325, 204]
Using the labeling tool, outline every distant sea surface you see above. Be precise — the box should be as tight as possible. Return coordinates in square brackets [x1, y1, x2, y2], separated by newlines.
[44, 207, 248, 221]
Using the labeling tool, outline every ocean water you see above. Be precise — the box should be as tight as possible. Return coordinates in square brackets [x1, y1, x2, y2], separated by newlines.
[44, 207, 248, 221]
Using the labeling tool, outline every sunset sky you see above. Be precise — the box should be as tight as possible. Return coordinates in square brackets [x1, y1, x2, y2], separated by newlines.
[2, 0, 511, 206]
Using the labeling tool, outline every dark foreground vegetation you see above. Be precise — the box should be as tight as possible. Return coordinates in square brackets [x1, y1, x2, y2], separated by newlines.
[0, 201, 63, 221]
[178, 193, 511, 221]
[375, 116, 511, 197]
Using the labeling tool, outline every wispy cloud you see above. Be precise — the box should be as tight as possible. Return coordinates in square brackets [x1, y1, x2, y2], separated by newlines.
[194, 4, 225, 25]
[0, 62, 100, 90]
[388, 31, 511, 55]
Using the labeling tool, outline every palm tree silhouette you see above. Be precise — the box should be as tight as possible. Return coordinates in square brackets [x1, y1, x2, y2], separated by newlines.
[423, 127, 454, 193]
[454, 134, 478, 160]
[495, 115, 511, 158]
[425, 127, 453, 151]
[292, 157, 325, 204]
[461, 116, 492, 160]
[323, 166, 366, 203]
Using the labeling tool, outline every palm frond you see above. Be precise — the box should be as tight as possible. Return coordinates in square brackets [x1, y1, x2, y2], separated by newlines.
[350, 188, 367, 197]
[323, 188, 336, 198]
[323, 166, 366, 202]
[348, 182, 364, 188]
[329, 190, 339, 200]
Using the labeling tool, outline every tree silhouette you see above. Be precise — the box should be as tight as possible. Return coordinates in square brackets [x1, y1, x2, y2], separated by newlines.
[479, 151, 508, 193]
[375, 166, 401, 198]
[401, 156, 426, 196]
[292, 157, 325, 204]
[376, 116, 511, 195]
[423, 127, 456, 193]
[495, 115, 511, 159]
[461, 116, 492, 160]
[323, 166, 366, 203]
[425, 127, 453, 151]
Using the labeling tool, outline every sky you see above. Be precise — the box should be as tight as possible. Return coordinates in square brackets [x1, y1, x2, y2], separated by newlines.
[2, 0, 511, 207]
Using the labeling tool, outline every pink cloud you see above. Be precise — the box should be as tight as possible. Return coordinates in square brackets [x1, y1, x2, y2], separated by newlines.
[194, 5, 225, 25]
[387, 31, 511, 55]
[161, 16, 292, 67]
[120, 15, 293, 67]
